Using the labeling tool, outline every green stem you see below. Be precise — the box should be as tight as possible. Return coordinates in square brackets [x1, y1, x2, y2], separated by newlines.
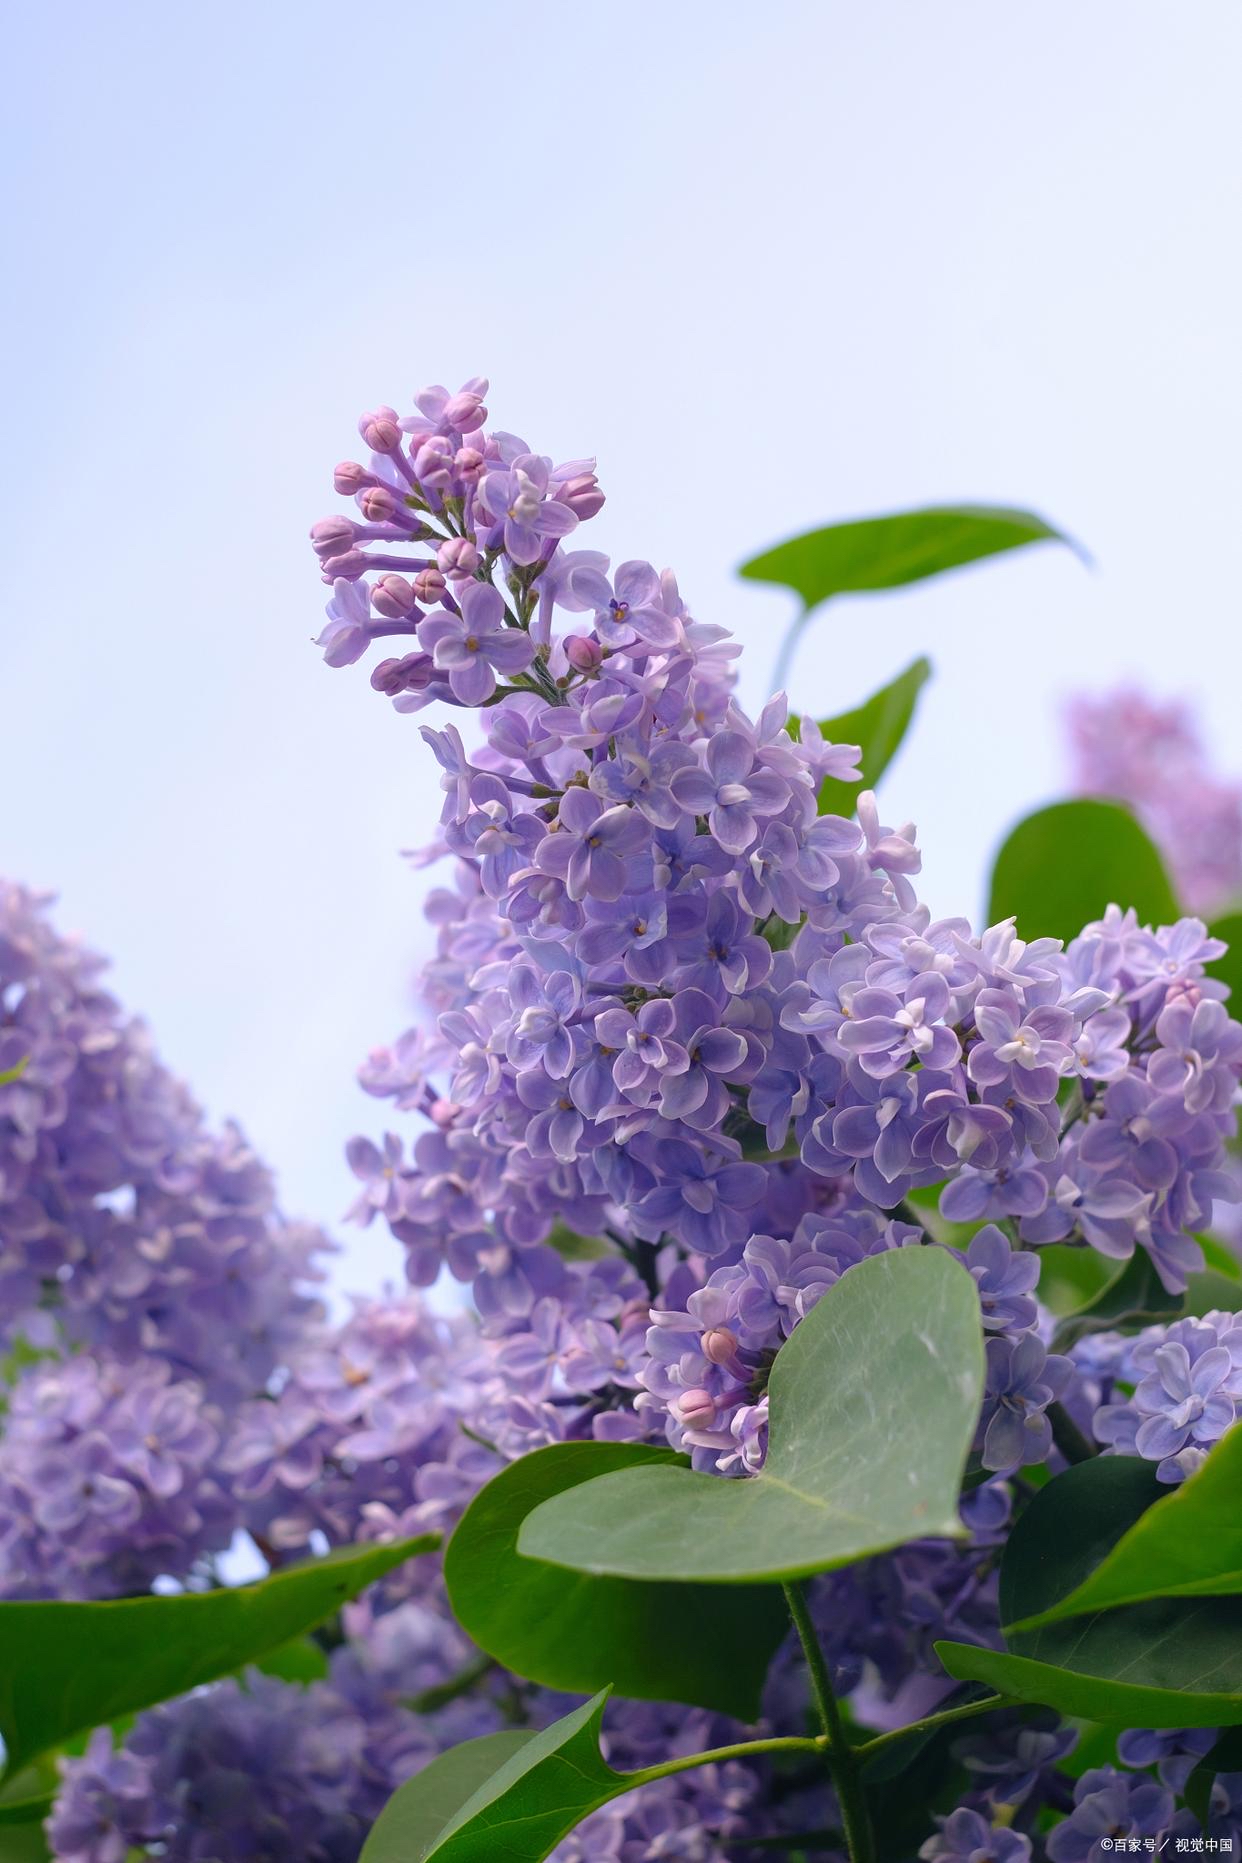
[404, 1650, 497, 1713]
[851, 1692, 1009, 1760]
[1048, 1400, 1097, 1465]
[630, 1733, 826, 1787]
[783, 1581, 875, 1863]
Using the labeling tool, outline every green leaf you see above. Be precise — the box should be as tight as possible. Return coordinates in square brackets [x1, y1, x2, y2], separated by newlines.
[741, 506, 1076, 692]
[1185, 1726, 1242, 1827]
[252, 1635, 331, 1685]
[362, 1693, 627, 1863]
[1011, 1425, 1242, 1627]
[1207, 910, 1242, 1007]
[1197, 1232, 1242, 1283]
[0, 1824, 50, 1862]
[445, 1442, 788, 1718]
[1049, 1249, 1183, 1351]
[805, 656, 931, 817]
[1033, 1244, 1117, 1318]
[986, 800, 1179, 943]
[0, 1759, 55, 1827]
[742, 505, 1077, 690]
[361, 1731, 536, 1862]
[937, 1459, 1242, 1725]
[519, 1248, 983, 1584]
[542, 1223, 618, 1262]
[0, 1536, 437, 1778]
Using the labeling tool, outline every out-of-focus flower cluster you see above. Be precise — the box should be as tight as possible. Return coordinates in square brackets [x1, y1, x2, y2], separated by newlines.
[0, 883, 326, 1400]
[1067, 687, 1242, 918]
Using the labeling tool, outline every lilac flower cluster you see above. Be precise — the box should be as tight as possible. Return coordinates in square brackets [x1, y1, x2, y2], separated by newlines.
[1086, 1309, 1242, 1482]
[0, 883, 327, 1404]
[0, 1351, 234, 1599]
[1067, 687, 1242, 917]
[315, 385, 1242, 1489]
[220, 1292, 495, 1563]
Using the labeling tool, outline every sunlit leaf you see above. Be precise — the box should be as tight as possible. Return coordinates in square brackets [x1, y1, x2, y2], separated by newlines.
[987, 799, 1178, 942]
[520, 1250, 982, 1584]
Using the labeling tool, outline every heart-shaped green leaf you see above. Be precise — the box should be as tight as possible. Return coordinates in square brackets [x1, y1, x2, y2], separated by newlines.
[740, 504, 1076, 689]
[0, 1535, 436, 1778]
[445, 1442, 788, 1717]
[802, 656, 931, 817]
[937, 1459, 1242, 1725]
[520, 1248, 983, 1584]
[1011, 1426, 1242, 1628]
[986, 799, 1179, 943]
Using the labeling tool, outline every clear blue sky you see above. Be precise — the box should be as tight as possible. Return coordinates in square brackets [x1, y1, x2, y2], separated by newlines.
[4, 3, 1239, 1295]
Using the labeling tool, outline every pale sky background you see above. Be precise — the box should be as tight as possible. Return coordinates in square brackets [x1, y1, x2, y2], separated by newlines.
[3, 3, 1240, 1297]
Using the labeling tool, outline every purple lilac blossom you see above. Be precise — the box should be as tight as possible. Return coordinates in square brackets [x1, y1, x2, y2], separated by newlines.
[1089, 1310, 1242, 1481]
[1044, 1765, 1176, 1861]
[0, 883, 328, 1403]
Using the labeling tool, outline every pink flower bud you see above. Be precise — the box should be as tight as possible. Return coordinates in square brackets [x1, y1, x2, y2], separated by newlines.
[370, 574, 417, 619]
[358, 406, 403, 454]
[429, 1096, 460, 1127]
[443, 390, 488, 433]
[413, 568, 447, 606]
[437, 538, 480, 579]
[310, 516, 356, 559]
[360, 485, 402, 523]
[702, 1326, 739, 1368]
[371, 652, 434, 696]
[558, 470, 605, 520]
[320, 549, 369, 581]
[676, 1387, 717, 1431]
[565, 635, 603, 674]
[454, 446, 484, 482]
[413, 438, 453, 489]
[334, 461, 377, 496]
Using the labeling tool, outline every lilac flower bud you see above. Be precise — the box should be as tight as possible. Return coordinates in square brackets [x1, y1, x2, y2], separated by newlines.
[309, 516, 356, 560]
[320, 548, 369, 581]
[413, 438, 453, 489]
[429, 1096, 460, 1126]
[454, 446, 484, 482]
[371, 653, 434, 696]
[358, 405, 403, 454]
[676, 1387, 717, 1430]
[438, 538, 480, 579]
[443, 390, 487, 433]
[565, 635, 603, 674]
[413, 568, 447, 606]
[702, 1326, 740, 1367]
[360, 485, 403, 523]
[371, 574, 418, 619]
[333, 460, 379, 495]
[559, 470, 605, 520]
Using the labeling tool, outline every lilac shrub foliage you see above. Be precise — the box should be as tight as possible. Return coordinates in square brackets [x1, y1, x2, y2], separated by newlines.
[12, 379, 1242, 1860]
